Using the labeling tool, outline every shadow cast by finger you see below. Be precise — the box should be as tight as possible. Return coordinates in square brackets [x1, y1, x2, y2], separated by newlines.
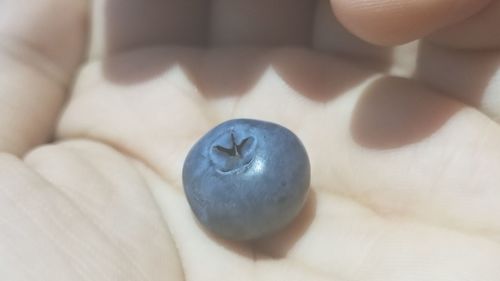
[102, 0, 393, 104]
[415, 41, 500, 110]
[252, 189, 317, 259]
[192, 189, 317, 260]
[351, 76, 463, 149]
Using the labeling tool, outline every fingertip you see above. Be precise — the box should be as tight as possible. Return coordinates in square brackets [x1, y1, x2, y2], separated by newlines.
[330, 0, 491, 46]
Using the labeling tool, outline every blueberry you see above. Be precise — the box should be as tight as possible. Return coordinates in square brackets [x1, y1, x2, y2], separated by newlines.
[182, 119, 310, 241]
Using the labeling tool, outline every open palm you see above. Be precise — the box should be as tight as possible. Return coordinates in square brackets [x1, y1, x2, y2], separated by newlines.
[1, 0, 500, 280]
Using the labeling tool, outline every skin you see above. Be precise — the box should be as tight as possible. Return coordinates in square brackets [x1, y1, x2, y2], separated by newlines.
[1, 0, 500, 280]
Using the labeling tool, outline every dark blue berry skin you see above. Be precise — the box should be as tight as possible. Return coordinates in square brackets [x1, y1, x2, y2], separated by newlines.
[182, 119, 310, 241]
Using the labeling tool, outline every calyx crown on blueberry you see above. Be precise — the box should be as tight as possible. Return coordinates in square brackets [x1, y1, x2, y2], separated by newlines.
[210, 130, 257, 173]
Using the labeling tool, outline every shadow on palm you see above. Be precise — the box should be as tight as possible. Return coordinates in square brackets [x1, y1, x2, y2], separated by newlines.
[101, 0, 470, 151]
[84, 0, 500, 269]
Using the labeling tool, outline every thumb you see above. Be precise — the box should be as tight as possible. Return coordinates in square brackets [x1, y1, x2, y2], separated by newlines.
[330, 0, 491, 46]
[0, 0, 87, 155]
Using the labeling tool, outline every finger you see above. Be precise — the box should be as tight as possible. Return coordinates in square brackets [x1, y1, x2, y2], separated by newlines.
[312, 0, 393, 71]
[209, 0, 315, 47]
[92, 0, 208, 58]
[58, 47, 500, 239]
[428, 0, 500, 50]
[0, 0, 87, 74]
[93, 1, 328, 56]
[98, 0, 394, 86]
[313, 0, 420, 78]
[23, 140, 184, 280]
[96, 0, 414, 86]
[0, 0, 87, 155]
[330, 0, 491, 45]
[93, 0, 315, 57]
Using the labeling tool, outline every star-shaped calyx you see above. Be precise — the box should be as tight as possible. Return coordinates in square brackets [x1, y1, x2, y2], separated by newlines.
[209, 130, 257, 173]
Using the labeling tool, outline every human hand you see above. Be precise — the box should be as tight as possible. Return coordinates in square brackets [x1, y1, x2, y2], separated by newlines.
[1, 0, 500, 280]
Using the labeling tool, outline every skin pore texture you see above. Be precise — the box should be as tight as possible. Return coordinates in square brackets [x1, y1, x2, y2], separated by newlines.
[1, 0, 500, 280]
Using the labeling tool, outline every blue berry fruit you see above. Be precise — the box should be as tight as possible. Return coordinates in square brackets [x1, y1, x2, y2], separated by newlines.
[182, 119, 310, 241]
